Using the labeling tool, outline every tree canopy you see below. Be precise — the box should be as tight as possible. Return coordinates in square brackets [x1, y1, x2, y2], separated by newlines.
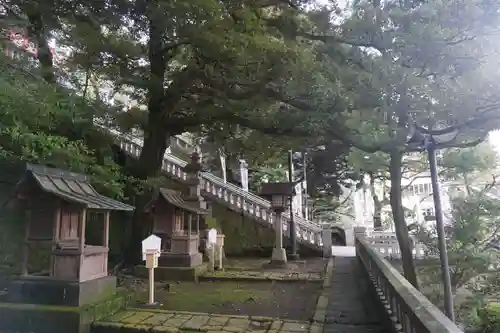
[3, 0, 500, 272]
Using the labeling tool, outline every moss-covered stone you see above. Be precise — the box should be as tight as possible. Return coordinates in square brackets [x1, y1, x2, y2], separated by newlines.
[0, 290, 132, 333]
[134, 264, 208, 282]
[211, 202, 275, 256]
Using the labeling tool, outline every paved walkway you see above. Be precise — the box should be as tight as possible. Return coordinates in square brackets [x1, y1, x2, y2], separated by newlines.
[93, 309, 314, 333]
[331, 246, 356, 257]
[324, 257, 386, 333]
[201, 271, 322, 282]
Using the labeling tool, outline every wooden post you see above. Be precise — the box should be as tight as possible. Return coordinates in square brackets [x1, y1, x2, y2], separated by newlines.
[79, 208, 87, 250]
[218, 244, 223, 270]
[212, 245, 216, 271]
[103, 211, 110, 246]
[148, 266, 155, 304]
[144, 249, 159, 306]
[103, 211, 110, 275]
[50, 205, 61, 276]
[21, 208, 31, 276]
[78, 208, 87, 280]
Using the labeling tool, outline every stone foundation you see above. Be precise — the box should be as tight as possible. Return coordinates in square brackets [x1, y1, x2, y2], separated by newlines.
[1, 275, 117, 307]
[0, 291, 130, 333]
[134, 264, 208, 282]
[158, 252, 203, 268]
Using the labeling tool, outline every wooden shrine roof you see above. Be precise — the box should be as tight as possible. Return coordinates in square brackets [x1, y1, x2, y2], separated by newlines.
[157, 188, 209, 215]
[13, 164, 134, 211]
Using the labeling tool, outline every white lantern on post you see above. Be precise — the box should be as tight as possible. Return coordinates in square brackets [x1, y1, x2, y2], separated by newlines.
[141, 234, 161, 307]
[207, 228, 218, 271]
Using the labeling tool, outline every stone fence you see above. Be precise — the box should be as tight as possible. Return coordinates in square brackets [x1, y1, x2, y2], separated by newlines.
[355, 230, 463, 333]
[321, 227, 427, 259]
[367, 230, 426, 259]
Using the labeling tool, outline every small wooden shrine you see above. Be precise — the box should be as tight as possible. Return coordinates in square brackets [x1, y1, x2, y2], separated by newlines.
[4, 164, 134, 306]
[146, 151, 210, 268]
[147, 188, 209, 267]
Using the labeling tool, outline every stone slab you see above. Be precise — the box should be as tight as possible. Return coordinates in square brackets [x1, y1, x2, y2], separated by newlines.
[322, 258, 389, 333]
[94, 309, 312, 333]
[200, 271, 322, 282]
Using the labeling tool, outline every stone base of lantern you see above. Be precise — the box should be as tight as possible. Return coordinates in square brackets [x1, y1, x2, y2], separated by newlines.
[159, 233, 203, 268]
[158, 252, 203, 268]
[2, 275, 117, 307]
[269, 247, 288, 267]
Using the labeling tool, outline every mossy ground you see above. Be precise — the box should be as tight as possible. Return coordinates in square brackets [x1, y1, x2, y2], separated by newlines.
[131, 280, 321, 320]
[223, 257, 327, 273]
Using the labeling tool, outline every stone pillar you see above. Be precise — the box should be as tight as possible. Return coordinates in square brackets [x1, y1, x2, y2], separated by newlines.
[344, 227, 355, 246]
[240, 159, 249, 192]
[322, 225, 332, 257]
[271, 214, 287, 265]
[354, 226, 367, 240]
[183, 153, 203, 202]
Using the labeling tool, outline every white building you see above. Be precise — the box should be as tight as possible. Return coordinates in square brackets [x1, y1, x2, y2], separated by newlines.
[350, 131, 500, 233]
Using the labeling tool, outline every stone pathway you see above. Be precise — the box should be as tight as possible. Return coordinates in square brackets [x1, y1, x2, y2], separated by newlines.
[200, 271, 322, 282]
[93, 309, 318, 333]
[323, 257, 387, 333]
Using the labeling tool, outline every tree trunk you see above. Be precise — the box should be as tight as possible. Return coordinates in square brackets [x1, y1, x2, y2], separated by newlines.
[369, 173, 383, 230]
[123, 9, 171, 265]
[124, 114, 171, 265]
[25, 5, 55, 83]
[389, 150, 419, 289]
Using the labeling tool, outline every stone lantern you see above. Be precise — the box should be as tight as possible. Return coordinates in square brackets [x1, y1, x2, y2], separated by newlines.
[259, 182, 296, 266]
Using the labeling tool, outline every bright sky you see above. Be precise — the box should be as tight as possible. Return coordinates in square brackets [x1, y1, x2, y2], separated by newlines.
[489, 130, 500, 155]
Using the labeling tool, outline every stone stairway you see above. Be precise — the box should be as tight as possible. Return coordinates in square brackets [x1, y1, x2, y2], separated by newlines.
[97, 123, 323, 251]
[324, 257, 387, 333]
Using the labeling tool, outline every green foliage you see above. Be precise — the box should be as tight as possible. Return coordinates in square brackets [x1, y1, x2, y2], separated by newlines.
[417, 184, 500, 327]
[0, 55, 125, 198]
[441, 142, 499, 182]
[477, 303, 500, 333]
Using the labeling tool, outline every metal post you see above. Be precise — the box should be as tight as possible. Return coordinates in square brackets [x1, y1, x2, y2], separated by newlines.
[288, 150, 298, 260]
[428, 146, 455, 322]
[303, 152, 309, 220]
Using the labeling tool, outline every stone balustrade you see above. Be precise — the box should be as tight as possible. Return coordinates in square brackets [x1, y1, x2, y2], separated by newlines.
[97, 123, 323, 248]
[367, 231, 426, 259]
[355, 233, 463, 333]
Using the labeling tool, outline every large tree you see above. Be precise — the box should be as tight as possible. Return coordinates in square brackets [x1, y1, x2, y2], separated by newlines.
[288, 0, 500, 288]
[44, 0, 338, 263]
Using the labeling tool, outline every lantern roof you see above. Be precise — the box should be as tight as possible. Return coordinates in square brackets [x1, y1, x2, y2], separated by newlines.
[259, 182, 296, 197]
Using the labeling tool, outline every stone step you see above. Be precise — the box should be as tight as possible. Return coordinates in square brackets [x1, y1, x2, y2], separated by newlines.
[324, 323, 386, 333]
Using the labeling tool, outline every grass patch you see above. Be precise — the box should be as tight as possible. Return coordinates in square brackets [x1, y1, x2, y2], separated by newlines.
[130, 280, 321, 320]
[134, 281, 270, 312]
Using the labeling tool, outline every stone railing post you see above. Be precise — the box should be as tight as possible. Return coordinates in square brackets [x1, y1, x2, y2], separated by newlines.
[354, 226, 367, 240]
[344, 227, 354, 246]
[321, 225, 332, 257]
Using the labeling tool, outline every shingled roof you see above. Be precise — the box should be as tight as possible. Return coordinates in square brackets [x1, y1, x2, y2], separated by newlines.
[11, 164, 134, 211]
[156, 188, 209, 215]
